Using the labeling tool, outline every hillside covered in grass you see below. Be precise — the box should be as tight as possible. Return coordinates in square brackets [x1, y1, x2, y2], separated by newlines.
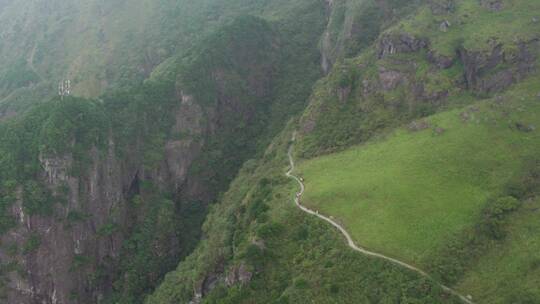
[0, 0, 539, 303]
[293, 0, 540, 302]
[298, 78, 540, 301]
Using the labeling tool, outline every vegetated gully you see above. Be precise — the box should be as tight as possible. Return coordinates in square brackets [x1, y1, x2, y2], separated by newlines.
[285, 131, 475, 304]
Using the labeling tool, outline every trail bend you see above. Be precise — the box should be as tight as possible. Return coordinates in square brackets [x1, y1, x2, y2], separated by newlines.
[285, 131, 474, 304]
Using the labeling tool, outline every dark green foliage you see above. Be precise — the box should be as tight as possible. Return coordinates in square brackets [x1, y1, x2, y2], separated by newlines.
[66, 211, 90, 224]
[96, 222, 119, 237]
[101, 79, 177, 164]
[346, 4, 384, 55]
[0, 180, 17, 234]
[0, 78, 179, 228]
[0, 96, 109, 180]
[22, 181, 53, 216]
[1, 4, 326, 301]
[110, 195, 180, 304]
[256, 222, 285, 239]
[0, 59, 39, 91]
[506, 292, 540, 304]
[425, 164, 540, 285]
[506, 159, 540, 200]
[70, 255, 91, 272]
[178, 15, 277, 106]
[242, 244, 266, 267]
[293, 277, 309, 289]
[481, 196, 520, 240]
[180, 16, 280, 199]
[22, 233, 41, 255]
[148, 126, 462, 304]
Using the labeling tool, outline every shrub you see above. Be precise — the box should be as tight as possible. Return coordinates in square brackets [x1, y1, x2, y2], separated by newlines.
[256, 222, 285, 239]
[23, 181, 54, 216]
[22, 233, 41, 255]
[482, 196, 520, 240]
[293, 277, 309, 289]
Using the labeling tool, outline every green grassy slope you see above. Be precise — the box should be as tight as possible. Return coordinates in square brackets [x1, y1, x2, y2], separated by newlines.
[299, 76, 540, 259]
[399, 0, 540, 56]
[297, 77, 540, 301]
[456, 197, 540, 303]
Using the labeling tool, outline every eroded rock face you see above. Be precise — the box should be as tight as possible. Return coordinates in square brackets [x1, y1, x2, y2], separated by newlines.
[479, 0, 504, 11]
[225, 263, 253, 287]
[1, 25, 281, 300]
[459, 40, 539, 94]
[0, 94, 211, 304]
[379, 68, 407, 91]
[337, 85, 352, 102]
[427, 50, 455, 69]
[429, 0, 455, 15]
[378, 33, 428, 59]
[2, 145, 128, 304]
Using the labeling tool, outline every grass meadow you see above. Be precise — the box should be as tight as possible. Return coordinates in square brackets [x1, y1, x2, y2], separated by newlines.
[298, 78, 540, 265]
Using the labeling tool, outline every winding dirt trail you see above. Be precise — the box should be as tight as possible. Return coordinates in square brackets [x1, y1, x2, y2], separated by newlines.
[285, 131, 475, 304]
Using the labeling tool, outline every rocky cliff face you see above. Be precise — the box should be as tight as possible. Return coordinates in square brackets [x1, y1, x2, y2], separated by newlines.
[0, 38, 278, 303]
[0, 89, 265, 303]
[0, 7, 325, 302]
[459, 39, 539, 95]
[0, 91, 208, 303]
[297, 0, 540, 157]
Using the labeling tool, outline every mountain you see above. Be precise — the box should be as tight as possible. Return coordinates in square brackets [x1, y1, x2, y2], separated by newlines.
[0, 0, 539, 303]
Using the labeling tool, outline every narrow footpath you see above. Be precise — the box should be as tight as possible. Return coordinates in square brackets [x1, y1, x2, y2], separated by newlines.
[285, 131, 475, 304]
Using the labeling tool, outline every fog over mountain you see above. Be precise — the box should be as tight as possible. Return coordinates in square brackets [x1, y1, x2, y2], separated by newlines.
[0, 1, 539, 303]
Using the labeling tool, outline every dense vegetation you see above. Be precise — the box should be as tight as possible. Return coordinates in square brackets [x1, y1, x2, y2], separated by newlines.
[147, 124, 463, 304]
[0, 0, 327, 302]
[1, 0, 540, 303]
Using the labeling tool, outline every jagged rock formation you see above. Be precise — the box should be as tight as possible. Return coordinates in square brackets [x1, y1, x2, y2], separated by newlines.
[0, 91, 211, 303]
[0, 6, 326, 303]
[459, 40, 539, 94]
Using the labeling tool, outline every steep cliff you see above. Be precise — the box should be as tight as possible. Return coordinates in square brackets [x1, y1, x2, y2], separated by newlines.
[0, 8, 326, 302]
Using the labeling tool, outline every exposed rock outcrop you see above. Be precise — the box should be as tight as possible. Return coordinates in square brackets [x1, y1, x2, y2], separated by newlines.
[428, 0, 455, 15]
[379, 67, 407, 91]
[479, 0, 504, 11]
[459, 40, 539, 94]
[427, 50, 455, 69]
[378, 33, 428, 59]
[225, 263, 253, 286]
[0, 78, 254, 302]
